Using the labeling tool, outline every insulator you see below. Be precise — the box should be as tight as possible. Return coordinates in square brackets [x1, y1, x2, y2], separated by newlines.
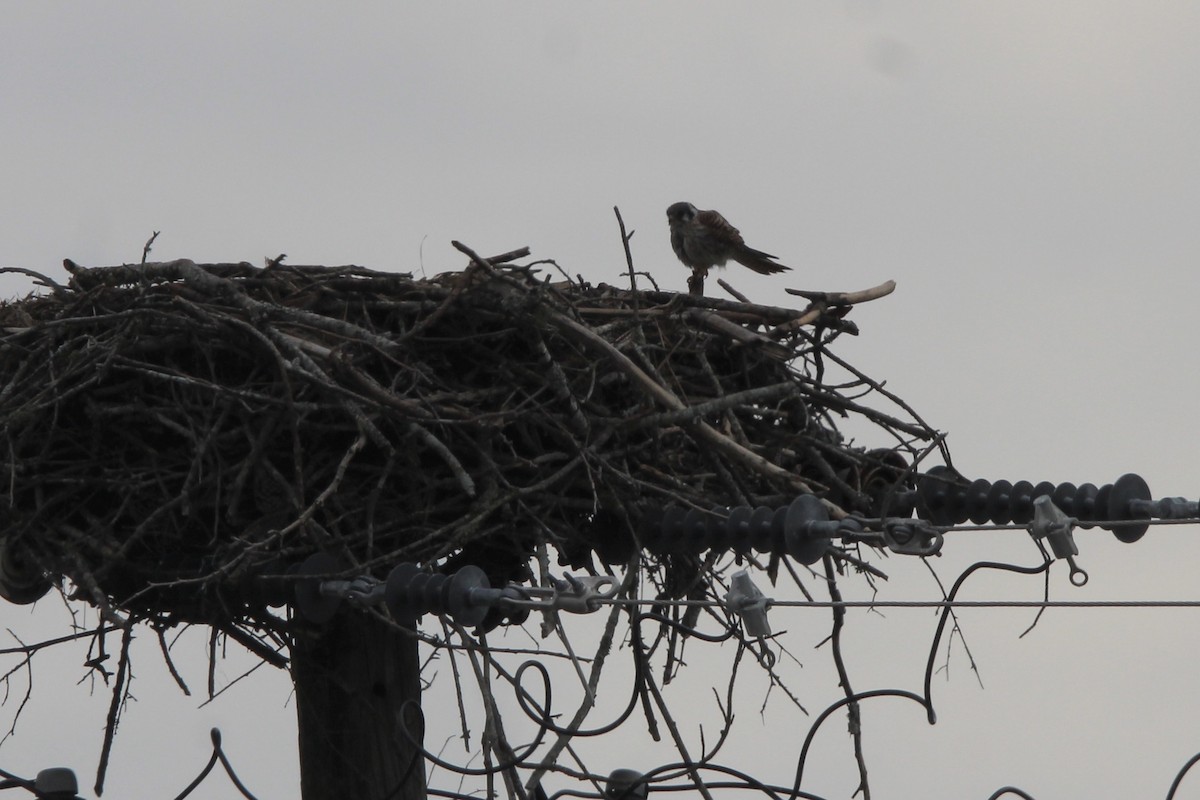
[726, 506, 753, 554]
[1072, 483, 1100, 526]
[1051, 482, 1076, 515]
[748, 506, 779, 553]
[605, 768, 649, 800]
[34, 767, 78, 798]
[653, 507, 688, 554]
[914, 471, 1153, 542]
[783, 494, 833, 565]
[684, 507, 719, 553]
[643, 495, 835, 565]
[1107, 473, 1152, 543]
[986, 480, 1014, 525]
[0, 538, 52, 605]
[1009, 481, 1036, 523]
[914, 465, 967, 525]
[591, 509, 637, 566]
[384, 562, 496, 627]
[965, 478, 992, 524]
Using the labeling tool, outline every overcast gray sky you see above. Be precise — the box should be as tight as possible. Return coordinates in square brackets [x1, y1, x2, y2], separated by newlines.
[4, 3, 1200, 798]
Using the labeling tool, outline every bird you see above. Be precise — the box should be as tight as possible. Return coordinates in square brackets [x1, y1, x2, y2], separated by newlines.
[665, 202, 794, 277]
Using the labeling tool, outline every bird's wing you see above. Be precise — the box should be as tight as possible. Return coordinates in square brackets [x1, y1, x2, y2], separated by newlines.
[695, 209, 746, 246]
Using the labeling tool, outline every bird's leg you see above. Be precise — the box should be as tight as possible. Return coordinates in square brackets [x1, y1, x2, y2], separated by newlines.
[687, 268, 706, 296]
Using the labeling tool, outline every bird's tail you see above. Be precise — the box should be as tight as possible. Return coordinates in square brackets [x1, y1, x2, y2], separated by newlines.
[734, 247, 793, 275]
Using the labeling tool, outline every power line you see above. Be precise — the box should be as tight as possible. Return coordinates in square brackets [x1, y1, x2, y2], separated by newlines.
[931, 516, 1200, 533]
[597, 597, 1200, 611]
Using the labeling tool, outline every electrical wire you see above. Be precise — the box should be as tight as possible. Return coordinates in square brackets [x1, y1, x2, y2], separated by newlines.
[171, 729, 258, 800]
[922, 516, 1200, 533]
[394, 545, 1200, 796]
[37, 511, 1200, 798]
[1166, 751, 1200, 800]
[595, 597, 1200, 611]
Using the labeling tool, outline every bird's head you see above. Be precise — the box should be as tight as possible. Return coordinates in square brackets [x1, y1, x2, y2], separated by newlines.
[665, 202, 697, 226]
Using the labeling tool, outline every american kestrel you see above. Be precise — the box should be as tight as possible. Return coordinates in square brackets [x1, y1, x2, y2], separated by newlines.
[666, 202, 794, 276]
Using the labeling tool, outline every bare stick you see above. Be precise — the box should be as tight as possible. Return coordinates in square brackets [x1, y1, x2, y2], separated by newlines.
[525, 560, 639, 792]
[717, 278, 750, 303]
[543, 308, 836, 506]
[822, 554, 871, 799]
[613, 206, 639, 298]
[140, 231, 161, 265]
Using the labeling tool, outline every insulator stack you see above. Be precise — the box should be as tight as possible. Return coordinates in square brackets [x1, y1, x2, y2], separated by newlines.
[384, 563, 500, 627]
[914, 467, 1153, 542]
[0, 538, 52, 605]
[641, 495, 859, 565]
[265, 556, 505, 626]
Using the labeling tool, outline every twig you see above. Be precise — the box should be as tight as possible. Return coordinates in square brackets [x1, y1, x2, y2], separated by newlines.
[155, 625, 191, 696]
[682, 307, 793, 358]
[95, 622, 135, 796]
[771, 280, 896, 339]
[141, 231, 161, 265]
[636, 628, 716, 800]
[524, 561, 638, 793]
[543, 308, 831, 504]
[613, 206, 639, 299]
[624, 381, 798, 431]
[2, 246, 939, 800]
[717, 278, 750, 303]
[822, 554, 871, 800]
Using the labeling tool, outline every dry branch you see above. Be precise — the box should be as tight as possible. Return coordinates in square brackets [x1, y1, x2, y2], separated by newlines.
[0, 252, 928, 639]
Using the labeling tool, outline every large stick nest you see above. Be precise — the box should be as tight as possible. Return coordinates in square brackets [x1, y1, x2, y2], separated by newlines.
[0, 247, 935, 636]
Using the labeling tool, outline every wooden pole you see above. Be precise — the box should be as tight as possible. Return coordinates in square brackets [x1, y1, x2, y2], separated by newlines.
[290, 612, 425, 800]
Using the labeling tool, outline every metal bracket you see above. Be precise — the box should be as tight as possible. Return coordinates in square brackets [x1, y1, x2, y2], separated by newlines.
[880, 519, 944, 556]
[288, 557, 622, 626]
[1030, 495, 1087, 586]
[503, 574, 619, 614]
[723, 569, 772, 638]
[320, 575, 387, 608]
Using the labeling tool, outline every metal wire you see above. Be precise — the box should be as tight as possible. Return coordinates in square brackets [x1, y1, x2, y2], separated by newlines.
[596, 597, 1200, 610]
[928, 516, 1200, 533]
[171, 729, 259, 800]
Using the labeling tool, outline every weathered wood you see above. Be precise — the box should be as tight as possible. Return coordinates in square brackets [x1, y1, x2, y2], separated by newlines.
[290, 613, 425, 800]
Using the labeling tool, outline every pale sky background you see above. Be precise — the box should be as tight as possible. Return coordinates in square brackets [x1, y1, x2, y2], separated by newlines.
[4, 3, 1200, 798]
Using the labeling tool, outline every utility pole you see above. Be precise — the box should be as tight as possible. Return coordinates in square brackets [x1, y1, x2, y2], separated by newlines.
[291, 612, 425, 800]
